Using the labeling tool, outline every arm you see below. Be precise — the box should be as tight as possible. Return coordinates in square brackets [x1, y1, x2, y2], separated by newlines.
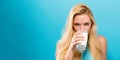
[56, 31, 84, 60]
[65, 48, 73, 60]
[98, 36, 107, 60]
[56, 42, 73, 60]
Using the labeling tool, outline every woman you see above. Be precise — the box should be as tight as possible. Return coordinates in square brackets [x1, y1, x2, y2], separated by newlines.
[56, 4, 107, 60]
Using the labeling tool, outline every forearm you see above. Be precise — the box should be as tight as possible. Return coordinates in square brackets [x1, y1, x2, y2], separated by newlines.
[65, 49, 73, 60]
[103, 52, 106, 60]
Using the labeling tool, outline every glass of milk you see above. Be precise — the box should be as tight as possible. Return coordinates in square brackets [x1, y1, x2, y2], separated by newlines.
[75, 30, 88, 53]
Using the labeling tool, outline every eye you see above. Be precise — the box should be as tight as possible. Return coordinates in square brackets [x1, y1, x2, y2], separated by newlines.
[84, 23, 90, 26]
[74, 23, 80, 26]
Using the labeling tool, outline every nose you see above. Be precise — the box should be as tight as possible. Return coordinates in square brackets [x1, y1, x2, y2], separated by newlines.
[79, 25, 84, 31]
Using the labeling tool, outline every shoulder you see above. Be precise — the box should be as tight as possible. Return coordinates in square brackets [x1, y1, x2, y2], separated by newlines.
[98, 35, 107, 52]
[56, 40, 62, 56]
[98, 35, 107, 45]
[56, 40, 62, 49]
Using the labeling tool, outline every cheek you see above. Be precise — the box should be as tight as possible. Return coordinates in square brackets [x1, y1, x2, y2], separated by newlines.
[87, 27, 91, 33]
[73, 26, 79, 32]
[87, 25, 91, 33]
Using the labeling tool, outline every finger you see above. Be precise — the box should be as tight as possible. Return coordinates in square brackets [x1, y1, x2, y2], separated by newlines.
[72, 41, 82, 46]
[73, 31, 82, 37]
[75, 38, 84, 41]
[72, 38, 84, 44]
[74, 34, 84, 39]
[72, 35, 84, 43]
[71, 39, 81, 43]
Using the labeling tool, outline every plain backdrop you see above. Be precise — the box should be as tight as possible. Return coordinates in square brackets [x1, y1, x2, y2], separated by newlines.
[0, 0, 120, 60]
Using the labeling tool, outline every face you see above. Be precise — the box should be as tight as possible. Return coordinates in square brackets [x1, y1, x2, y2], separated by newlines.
[73, 14, 91, 33]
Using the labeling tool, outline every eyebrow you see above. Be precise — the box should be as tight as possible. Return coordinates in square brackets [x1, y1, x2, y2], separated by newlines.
[84, 22, 90, 24]
[74, 23, 81, 25]
[74, 22, 90, 24]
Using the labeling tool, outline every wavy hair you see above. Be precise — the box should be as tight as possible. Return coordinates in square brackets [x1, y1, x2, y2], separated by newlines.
[56, 4, 103, 60]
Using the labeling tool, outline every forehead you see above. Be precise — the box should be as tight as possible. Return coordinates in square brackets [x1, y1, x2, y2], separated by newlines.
[73, 14, 91, 23]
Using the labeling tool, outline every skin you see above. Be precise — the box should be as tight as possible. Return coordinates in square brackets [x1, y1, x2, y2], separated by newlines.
[56, 14, 107, 60]
[73, 14, 91, 32]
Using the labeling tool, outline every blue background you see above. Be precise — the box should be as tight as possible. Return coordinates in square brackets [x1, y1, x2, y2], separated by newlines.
[0, 0, 120, 60]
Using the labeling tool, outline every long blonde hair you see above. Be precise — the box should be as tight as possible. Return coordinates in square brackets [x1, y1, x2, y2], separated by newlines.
[56, 4, 103, 60]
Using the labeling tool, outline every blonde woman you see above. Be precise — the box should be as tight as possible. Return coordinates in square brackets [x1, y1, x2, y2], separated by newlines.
[56, 4, 107, 60]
